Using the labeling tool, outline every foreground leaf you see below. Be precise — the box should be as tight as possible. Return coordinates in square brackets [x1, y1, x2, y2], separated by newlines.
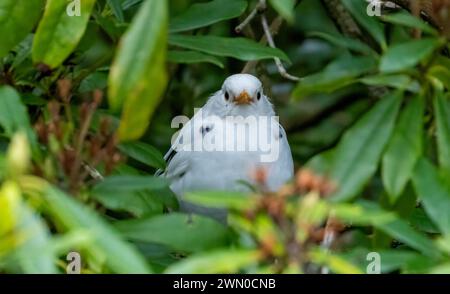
[168, 50, 224, 68]
[118, 141, 166, 169]
[0, 0, 44, 58]
[170, 0, 247, 32]
[115, 213, 230, 252]
[20, 176, 152, 273]
[32, 0, 96, 68]
[169, 34, 289, 62]
[330, 92, 402, 202]
[109, 0, 168, 141]
[269, 0, 295, 24]
[165, 249, 261, 274]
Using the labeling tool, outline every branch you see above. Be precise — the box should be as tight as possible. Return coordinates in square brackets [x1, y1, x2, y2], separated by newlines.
[261, 14, 301, 81]
[235, 0, 267, 33]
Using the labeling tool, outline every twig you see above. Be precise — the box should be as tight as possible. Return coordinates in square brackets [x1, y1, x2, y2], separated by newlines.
[235, 0, 266, 33]
[261, 14, 301, 82]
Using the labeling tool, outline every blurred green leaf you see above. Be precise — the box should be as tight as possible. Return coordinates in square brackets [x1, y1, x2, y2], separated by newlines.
[32, 0, 96, 68]
[433, 91, 450, 173]
[293, 55, 376, 99]
[309, 248, 363, 274]
[381, 11, 438, 36]
[118, 141, 166, 169]
[115, 213, 229, 252]
[341, 0, 386, 49]
[165, 249, 261, 274]
[0, 86, 38, 158]
[107, 0, 124, 22]
[20, 176, 152, 273]
[168, 50, 224, 68]
[185, 191, 256, 210]
[330, 92, 402, 202]
[360, 74, 419, 92]
[309, 32, 376, 56]
[169, 34, 290, 62]
[92, 175, 169, 194]
[382, 95, 424, 202]
[269, 0, 295, 24]
[170, 0, 247, 33]
[109, 0, 168, 141]
[0, 0, 44, 58]
[412, 159, 450, 235]
[380, 38, 440, 73]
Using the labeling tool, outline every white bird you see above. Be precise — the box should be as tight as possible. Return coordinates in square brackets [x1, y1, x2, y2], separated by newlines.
[160, 74, 294, 222]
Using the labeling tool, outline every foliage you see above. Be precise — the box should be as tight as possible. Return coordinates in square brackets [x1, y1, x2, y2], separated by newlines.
[0, 0, 450, 274]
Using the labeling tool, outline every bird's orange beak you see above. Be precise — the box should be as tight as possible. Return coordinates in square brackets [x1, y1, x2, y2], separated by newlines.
[234, 90, 253, 105]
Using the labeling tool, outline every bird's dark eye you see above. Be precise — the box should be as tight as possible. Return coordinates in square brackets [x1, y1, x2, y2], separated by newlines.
[224, 91, 230, 101]
[257, 92, 261, 100]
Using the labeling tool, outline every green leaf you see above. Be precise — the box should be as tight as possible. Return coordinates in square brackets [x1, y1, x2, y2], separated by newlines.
[360, 74, 420, 92]
[165, 249, 261, 274]
[0, 181, 57, 273]
[169, 34, 290, 62]
[330, 92, 402, 202]
[356, 201, 440, 259]
[20, 176, 152, 273]
[118, 141, 166, 169]
[341, 0, 386, 49]
[380, 38, 440, 73]
[293, 55, 376, 99]
[308, 32, 376, 56]
[185, 191, 256, 210]
[382, 95, 424, 202]
[170, 0, 247, 33]
[412, 158, 450, 235]
[107, 0, 124, 22]
[92, 175, 169, 194]
[309, 248, 363, 274]
[268, 0, 295, 24]
[0, 0, 44, 58]
[433, 91, 450, 173]
[167, 50, 224, 68]
[32, 0, 96, 68]
[115, 213, 229, 252]
[381, 11, 438, 36]
[0, 86, 38, 157]
[109, 0, 168, 141]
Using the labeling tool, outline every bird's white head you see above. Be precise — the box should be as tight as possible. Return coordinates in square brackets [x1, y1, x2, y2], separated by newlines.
[215, 74, 273, 117]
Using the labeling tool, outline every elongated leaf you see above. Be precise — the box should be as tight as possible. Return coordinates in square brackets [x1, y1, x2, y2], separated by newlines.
[341, 0, 386, 49]
[118, 141, 166, 169]
[0, 86, 38, 157]
[360, 74, 419, 92]
[412, 159, 450, 235]
[107, 0, 124, 22]
[0, 0, 44, 58]
[19, 176, 151, 273]
[380, 38, 440, 73]
[170, 0, 247, 32]
[168, 50, 224, 68]
[165, 249, 261, 274]
[92, 175, 168, 194]
[169, 34, 289, 62]
[109, 0, 168, 141]
[185, 191, 256, 210]
[269, 0, 295, 23]
[434, 91, 450, 173]
[382, 95, 424, 202]
[382, 11, 438, 35]
[308, 31, 376, 56]
[32, 0, 96, 68]
[115, 213, 229, 252]
[293, 55, 376, 99]
[309, 248, 363, 274]
[330, 92, 402, 202]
